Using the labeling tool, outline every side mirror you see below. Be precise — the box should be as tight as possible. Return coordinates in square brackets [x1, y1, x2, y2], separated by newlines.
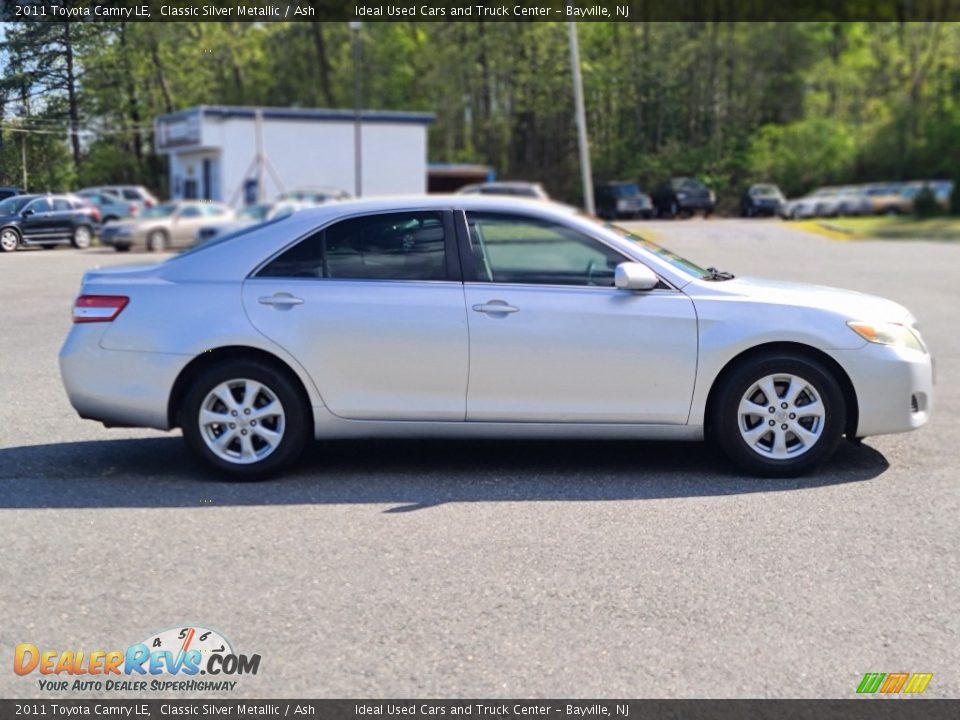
[615, 262, 659, 291]
[21, 209, 34, 217]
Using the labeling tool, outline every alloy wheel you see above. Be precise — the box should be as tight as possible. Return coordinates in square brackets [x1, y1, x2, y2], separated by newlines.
[737, 373, 825, 459]
[198, 379, 286, 465]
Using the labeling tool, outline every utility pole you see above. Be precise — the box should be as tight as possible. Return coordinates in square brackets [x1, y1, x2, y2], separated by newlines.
[255, 108, 265, 203]
[15, 105, 28, 191]
[349, 21, 363, 198]
[568, 20, 594, 215]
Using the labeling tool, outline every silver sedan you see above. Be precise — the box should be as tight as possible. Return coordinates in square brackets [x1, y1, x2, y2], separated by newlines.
[60, 196, 933, 479]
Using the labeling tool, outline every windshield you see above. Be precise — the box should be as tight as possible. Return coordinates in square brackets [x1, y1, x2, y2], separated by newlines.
[172, 214, 293, 259]
[140, 203, 177, 219]
[609, 184, 641, 197]
[0, 196, 33, 215]
[750, 185, 781, 198]
[603, 222, 707, 278]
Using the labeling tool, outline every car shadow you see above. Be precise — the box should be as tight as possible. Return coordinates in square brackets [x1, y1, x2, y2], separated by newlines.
[0, 436, 889, 512]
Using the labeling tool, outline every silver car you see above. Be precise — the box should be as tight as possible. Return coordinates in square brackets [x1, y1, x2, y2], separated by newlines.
[60, 197, 933, 479]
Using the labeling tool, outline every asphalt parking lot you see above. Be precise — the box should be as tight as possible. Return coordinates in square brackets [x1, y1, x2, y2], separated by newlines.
[1, 219, 957, 699]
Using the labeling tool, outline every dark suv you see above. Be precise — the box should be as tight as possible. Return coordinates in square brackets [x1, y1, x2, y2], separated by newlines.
[0, 194, 100, 252]
[594, 182, 653, 220]
[652, 177, 716, 218]
[0, 187, 21, 201]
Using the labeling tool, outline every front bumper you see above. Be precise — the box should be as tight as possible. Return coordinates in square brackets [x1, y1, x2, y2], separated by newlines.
[60, 325, 189, 430]
[832, 342, 933, 437]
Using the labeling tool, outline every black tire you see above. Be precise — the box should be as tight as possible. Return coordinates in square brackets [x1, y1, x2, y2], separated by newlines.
[147, 229, 167, 252]
[180, 360, 311, 480]
[711, 353, 846, 478]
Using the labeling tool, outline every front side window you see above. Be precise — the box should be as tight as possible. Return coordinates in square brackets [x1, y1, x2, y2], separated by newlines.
[465, 212, 626, 287]
[258, 211, 448, 281]
[24, 198, 52, 214]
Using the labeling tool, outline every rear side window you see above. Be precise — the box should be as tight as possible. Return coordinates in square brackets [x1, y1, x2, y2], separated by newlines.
[122, 189, 141, 200]
[53, 199, 72, 211]
[258, 211, 448, 281]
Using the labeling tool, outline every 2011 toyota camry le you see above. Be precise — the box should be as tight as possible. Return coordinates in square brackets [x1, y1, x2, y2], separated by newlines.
[59, 196, 932, 479]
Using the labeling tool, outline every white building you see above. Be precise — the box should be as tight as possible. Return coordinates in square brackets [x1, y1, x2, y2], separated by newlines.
[154, 105, 434, 205]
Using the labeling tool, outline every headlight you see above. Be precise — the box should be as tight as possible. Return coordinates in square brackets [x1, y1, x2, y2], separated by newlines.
[847, 321, 925, 352]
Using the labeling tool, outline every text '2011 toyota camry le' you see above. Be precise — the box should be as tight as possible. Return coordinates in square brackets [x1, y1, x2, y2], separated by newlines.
[59, 196, 933, 479]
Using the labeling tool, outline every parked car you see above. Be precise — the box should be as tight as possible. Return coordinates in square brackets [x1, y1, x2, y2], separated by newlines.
[76, 189, 141, 223]
[652, 177, 715, 218]
[100, 201, 232, 252]
[81, 185, 158, 209]
[740, 184, 785, 217]
[834, 186, 874, 216]
[194, 201, 311, 245]
[60, 196, 931, 480]
[276, 187, 350, 204]
[0, 193, 99, 252]
[780, 188, 837, 220]
[594, 182, 653, 219]
[863, 183, 907, 215]
[0, 187, 22, 201]
[457, 181, 550, 200]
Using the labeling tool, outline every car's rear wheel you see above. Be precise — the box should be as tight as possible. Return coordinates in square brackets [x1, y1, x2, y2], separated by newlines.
[181, 360, 310, 479]
[712, 354, 845, 477]
[72, 225, 93, 249]
[0, 228, 20, 252]
[147, 230, 167, 252]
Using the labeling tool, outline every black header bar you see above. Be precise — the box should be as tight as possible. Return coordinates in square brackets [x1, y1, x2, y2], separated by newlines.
[0, 700, 959, 719]
[3, 0, 960, 23]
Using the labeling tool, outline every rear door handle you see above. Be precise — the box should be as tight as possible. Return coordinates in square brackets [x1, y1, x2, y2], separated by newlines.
[258, 293, 304, 307]
[472, 301, 519, 315]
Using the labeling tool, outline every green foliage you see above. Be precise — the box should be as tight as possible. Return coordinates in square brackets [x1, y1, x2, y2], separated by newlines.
[748, 119, 856, 196]
[912, 186, 942, 219]
[1, 21, 959, 205]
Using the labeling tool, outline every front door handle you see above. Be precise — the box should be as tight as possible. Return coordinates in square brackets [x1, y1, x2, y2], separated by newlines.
[258, 293, 304, 308]
[472, 301, 519, 315]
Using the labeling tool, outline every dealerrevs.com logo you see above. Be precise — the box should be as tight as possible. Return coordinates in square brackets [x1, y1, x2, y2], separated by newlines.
[14, 626, 261, 693]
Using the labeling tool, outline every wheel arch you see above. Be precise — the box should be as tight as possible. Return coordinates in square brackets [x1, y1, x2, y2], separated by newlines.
[704, 341, 859, 439]
[167, 345, 315, 434]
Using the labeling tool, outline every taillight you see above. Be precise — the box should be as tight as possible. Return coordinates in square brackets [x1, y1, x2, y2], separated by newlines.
[90, 208, 102, 223]
[144, 198, 155, 208]
[73, 295, 129, 323]
[130, 204, 138, 216]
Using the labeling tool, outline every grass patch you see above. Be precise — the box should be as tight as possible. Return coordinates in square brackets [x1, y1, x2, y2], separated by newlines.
[794, 216, 960, 241]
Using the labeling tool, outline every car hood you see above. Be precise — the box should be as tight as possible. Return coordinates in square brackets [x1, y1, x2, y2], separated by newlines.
[699, 276, 915, 323]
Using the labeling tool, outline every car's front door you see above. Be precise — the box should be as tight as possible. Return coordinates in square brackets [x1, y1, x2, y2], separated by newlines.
[242, 210, 469, 421]
[460, 211, 698, 423]
[18, 198, 57, 242]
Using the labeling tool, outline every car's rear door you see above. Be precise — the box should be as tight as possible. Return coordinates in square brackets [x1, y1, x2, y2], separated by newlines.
[458, 210, 698, 423]
[242, 209, 469, 421]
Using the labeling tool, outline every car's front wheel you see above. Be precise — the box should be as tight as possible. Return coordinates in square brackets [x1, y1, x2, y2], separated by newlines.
[712, 354, 845, 477]
[181, 361, 311, 479]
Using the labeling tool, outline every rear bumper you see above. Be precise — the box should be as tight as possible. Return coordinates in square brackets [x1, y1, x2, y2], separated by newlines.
[59, 325, 189, 430]
[832, 343, 933, 437]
